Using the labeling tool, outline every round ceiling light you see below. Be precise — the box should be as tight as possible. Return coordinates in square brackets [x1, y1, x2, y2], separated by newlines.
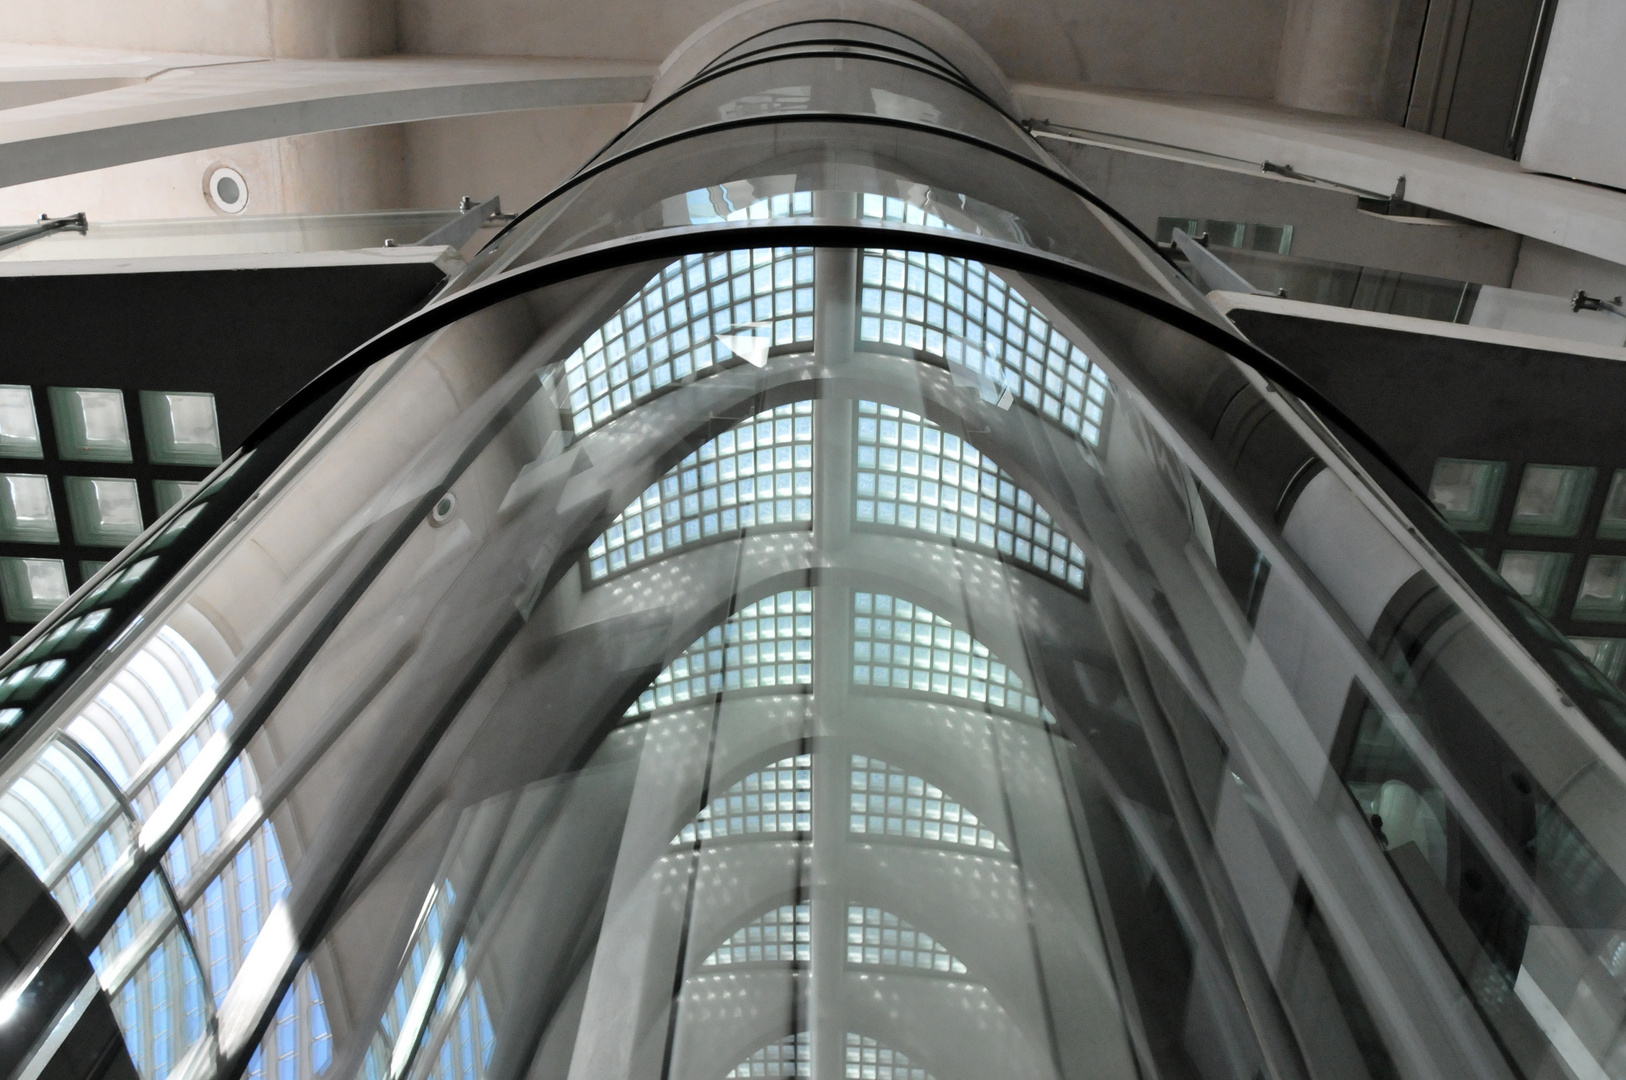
[205, 165, 249, 214]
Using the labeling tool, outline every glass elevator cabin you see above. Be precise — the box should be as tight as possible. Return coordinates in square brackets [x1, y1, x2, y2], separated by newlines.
[2, 16, 1626, 1080]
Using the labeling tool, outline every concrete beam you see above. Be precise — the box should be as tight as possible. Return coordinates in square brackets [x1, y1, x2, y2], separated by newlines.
[1017, 84, 1626, 269]
[0, 55, 654, 188]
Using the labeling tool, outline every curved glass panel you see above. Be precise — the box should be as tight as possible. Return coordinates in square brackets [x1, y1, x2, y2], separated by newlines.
[600, 54, 1038, 165]
[7, 19, 1626, 1080]
[701, 21, 968, 81]
[463, 123, 1171, 296]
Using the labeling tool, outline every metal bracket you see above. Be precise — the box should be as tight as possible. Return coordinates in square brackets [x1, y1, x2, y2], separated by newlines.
[0, 212, 88, 253]
[1572, 291, 1626, 318]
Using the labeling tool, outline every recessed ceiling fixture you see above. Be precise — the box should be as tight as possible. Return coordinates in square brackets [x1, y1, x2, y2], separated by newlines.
[205, 164, 249, 214]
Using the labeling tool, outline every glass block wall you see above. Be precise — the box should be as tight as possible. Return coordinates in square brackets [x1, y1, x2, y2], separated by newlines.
[0, 384, 222, 641]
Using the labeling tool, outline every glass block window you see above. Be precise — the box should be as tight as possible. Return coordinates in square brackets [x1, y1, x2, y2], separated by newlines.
[1572, 637, 1626, 685]
[848, 755, 1007, 852]
[66, 476, 144, 547]
[628, 590, 813, 716]
[0, 474, 58, 543]
[49, 387, 132, 463]
[563, 248, 814, 434]
[1428, 458, 1506, 532]
[588, 402, 814, 582]
[701, 902, 811, 966]
[141, 392, 222, 467]
[1509, 465, 1594, 537]
[845, 1034, 935, 1080]
[0, 386, 43, 459]
[852, 592, 1048, 721]
[674, 754, 812, 846]
[1498, 551, 1570, 616]
[155, 480, 204, 516]
[1576, 556, 1626, 622]
[727, 1034, 811, 1078]
[856, 250, 1111, 445]
[854, 402, 1086, 590]
[846, 905, 966, 975]
[0, 557, 69, 621]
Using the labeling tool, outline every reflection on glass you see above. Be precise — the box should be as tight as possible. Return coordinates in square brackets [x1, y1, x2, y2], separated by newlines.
[1498, 550, 1570, 615]
[1571, 637, 1626, 684]
[703, 902, 811, 965]
[852, 592, 1046, 719]
[588, 402, 814, 581]
[845, 905, 966, 974]
[153, 479, 203, 516]
[727, 1034, 811, 1078]
[1510, 464, 1594, 536]
[676, 754, 813, 844]
[563, 248, 813, 432]
[1429, 457, 1506, 531]
[858, 250, 1110, 444]
[855, 401, 1088, 589]
[848, 755, 1005, 851]
[844, 1034, 933, 1080]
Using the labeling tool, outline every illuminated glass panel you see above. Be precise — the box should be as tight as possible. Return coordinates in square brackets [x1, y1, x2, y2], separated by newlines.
[674, 754, 812, 845]
[845, 1034, 935, 1080]
[361, 882, 495, 1080]
[851, 592, 1048, 720]
[701, 901, 811, 965]
[854, 401, 1086, 590]
[182, 814, 288, 1004]
[0, 737, 131, 919]
[629, 590, 813, 716]
[111, 923, 208, 1080]
[848, 755, 1007, 852]
[66, 624, 226, 818]
[845, 905, 966, 975]
[589, 402, 814, 581]
[563, 248, 814, 433]
[857, 250, 1110, 444]
[726, 1033, 812, 1078]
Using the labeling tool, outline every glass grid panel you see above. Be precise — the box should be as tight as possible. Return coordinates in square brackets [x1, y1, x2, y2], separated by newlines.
[854, 401, 1086, 590]
[629, 590, 813, 716]
[726, 1034, 811, 1078]
[848, 755, 1007, 852]
[589, 402, 813, 581]
[845, 1034, 935, 1080]
[675, 754, 812, 845]
[702, 902, 811, 965]
[860, 194, 953, 231]
[852, 592, 1048, 720]
[563, 248, 814, 433]
[845, 905, 966, 974]
[857, 250, 1110, 445]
